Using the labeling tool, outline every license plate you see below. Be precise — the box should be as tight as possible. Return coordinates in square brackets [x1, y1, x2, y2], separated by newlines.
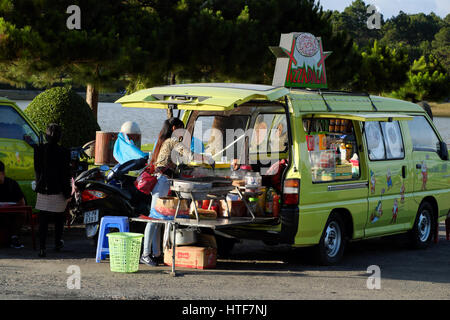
[84, 209, 99, 224]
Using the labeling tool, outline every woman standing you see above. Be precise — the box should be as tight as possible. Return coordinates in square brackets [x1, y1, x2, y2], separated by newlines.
[140, 117, 211, 266]
[34, 123, 71, 258]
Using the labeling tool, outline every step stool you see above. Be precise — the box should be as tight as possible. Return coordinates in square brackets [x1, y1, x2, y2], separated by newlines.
[96, 216, 130, 263]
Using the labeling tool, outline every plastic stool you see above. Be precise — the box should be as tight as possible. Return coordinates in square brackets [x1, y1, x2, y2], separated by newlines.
[445, 217, 450, 241]
[96, 216, 130, 263]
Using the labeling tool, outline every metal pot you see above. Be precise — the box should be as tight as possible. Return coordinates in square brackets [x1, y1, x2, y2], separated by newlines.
[171, 179, 212, 199]
[171, 179, 212, 192]
[169, 227, 197, 246]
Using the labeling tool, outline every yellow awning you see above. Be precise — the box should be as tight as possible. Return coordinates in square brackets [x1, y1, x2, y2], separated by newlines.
[116, 83, 289, 111]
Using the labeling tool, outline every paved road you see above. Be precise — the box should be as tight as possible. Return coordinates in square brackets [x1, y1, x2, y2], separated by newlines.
[0, 222, 449, 300]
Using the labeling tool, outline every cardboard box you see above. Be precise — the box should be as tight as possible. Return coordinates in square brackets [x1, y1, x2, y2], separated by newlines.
[335, 164, 352, 180]
[164, 233, 217, 269]
[219, 199, 247, 217]
[164, 246, 217, 269]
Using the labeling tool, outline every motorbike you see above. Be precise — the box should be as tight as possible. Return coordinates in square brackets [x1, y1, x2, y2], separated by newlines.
[73, 156, 151, 239]
[67, 142, 95, 225]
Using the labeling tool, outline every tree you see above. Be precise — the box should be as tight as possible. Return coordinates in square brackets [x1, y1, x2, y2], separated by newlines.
[431, 14, 450, 73]
[352, 41, 409, 94]
[127, 0, 359, 91]
[379, 12, 443, 63]
[0, 0, 365, 111]
[392, 55, 450, 102]
[329, 0, 384, 49]
[0, 0, 162, 119]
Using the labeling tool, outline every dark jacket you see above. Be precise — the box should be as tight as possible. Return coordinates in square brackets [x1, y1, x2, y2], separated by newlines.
[34, 142, 71, 198]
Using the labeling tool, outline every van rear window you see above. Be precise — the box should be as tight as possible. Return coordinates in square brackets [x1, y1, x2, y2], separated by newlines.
[250, 113, 288, 154]
[191, 114, 249, 162]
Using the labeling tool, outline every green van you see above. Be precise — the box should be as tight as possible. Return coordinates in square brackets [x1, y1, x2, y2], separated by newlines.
[117, 83, 450, 265]
[0, 97, 40, 206]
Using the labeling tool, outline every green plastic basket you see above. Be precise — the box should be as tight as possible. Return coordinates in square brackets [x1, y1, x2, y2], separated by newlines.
[106, 232, 144, 273]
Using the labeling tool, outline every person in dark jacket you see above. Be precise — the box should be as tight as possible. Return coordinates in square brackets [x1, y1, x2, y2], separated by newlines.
[34, 123, 71, 257]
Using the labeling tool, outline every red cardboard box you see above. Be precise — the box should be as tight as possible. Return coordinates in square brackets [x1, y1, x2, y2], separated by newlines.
[164, 234, 217, 269]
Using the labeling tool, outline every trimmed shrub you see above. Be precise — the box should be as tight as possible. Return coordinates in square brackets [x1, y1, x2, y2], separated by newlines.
[24, 86, 100, 148]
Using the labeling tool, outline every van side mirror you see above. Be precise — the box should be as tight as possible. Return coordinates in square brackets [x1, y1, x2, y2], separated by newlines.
[438, 141, 448, 160]
[38, 131, 45, 145]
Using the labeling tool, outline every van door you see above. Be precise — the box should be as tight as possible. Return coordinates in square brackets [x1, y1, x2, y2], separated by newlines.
[298, 115, 369, 244]
[406, 115, 449, 215]
[0, 103, 39, 206]
[363, 120, 414, 237]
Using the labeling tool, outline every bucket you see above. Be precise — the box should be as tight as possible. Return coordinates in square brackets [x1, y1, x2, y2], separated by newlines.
[106, 232, 144, 273]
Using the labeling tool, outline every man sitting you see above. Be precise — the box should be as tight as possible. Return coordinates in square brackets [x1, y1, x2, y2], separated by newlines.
[0, 160, 25, 248]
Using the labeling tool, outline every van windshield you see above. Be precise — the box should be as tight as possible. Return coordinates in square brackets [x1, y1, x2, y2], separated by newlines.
[0, 105, 38, 145]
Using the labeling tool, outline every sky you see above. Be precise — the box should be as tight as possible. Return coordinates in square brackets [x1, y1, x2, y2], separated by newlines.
[317, 0, 449, 18]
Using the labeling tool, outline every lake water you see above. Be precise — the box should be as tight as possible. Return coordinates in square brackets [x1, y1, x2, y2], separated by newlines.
[17, 101, 168, 145]
[16, 100, 450, 145]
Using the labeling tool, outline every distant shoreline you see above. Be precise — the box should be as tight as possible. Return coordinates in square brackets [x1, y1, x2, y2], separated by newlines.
[429, 102, 450, 118]
[0, 89, 124, 103]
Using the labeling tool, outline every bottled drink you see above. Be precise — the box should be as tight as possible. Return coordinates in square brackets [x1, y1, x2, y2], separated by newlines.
[335, 146, 341, 165]
[273, 193, 280, 218]
[265, 188, 274, 215]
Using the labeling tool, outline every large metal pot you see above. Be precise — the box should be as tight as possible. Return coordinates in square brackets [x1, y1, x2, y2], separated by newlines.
[171, 179, 212, 191]
[171, 179, 212, 199]
[169, 227, 197, 246]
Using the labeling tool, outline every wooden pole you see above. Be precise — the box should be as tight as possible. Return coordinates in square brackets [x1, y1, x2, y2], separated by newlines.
[86, 83, 99, 120]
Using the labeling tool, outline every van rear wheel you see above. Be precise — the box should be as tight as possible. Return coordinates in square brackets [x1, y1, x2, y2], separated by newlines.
[409, 202, 434, 249]
[315, 213, 346, 265]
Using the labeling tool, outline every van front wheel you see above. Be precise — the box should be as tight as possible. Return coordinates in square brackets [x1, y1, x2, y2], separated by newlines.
[315, 213, 346, 265]
[409, 202, 434, 249]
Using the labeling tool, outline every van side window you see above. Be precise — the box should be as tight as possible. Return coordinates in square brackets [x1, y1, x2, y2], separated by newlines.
[365, 121, 404, 160]
[381, 121, 404, 159]
[407, 116, 440, 152]
[303, 118, 360, 183]
[0, 105, 38, 144]
[365, 122, 385, 160]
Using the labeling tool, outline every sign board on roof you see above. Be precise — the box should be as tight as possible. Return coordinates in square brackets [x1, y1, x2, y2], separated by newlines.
[270, 32, 332, 89]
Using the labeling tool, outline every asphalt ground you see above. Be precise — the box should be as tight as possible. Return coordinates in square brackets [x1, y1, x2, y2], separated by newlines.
[0, 221, 449, 301]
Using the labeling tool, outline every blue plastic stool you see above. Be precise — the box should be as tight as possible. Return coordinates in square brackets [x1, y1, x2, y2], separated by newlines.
[96, 216, 130, 263]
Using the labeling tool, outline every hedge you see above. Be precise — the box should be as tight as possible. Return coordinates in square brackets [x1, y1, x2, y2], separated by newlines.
[24, 86, 100, 148]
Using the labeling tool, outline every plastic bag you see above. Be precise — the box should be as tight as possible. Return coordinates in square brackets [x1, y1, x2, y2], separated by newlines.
[134, 166, 157, 195]
[113, 132, 147, 164]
